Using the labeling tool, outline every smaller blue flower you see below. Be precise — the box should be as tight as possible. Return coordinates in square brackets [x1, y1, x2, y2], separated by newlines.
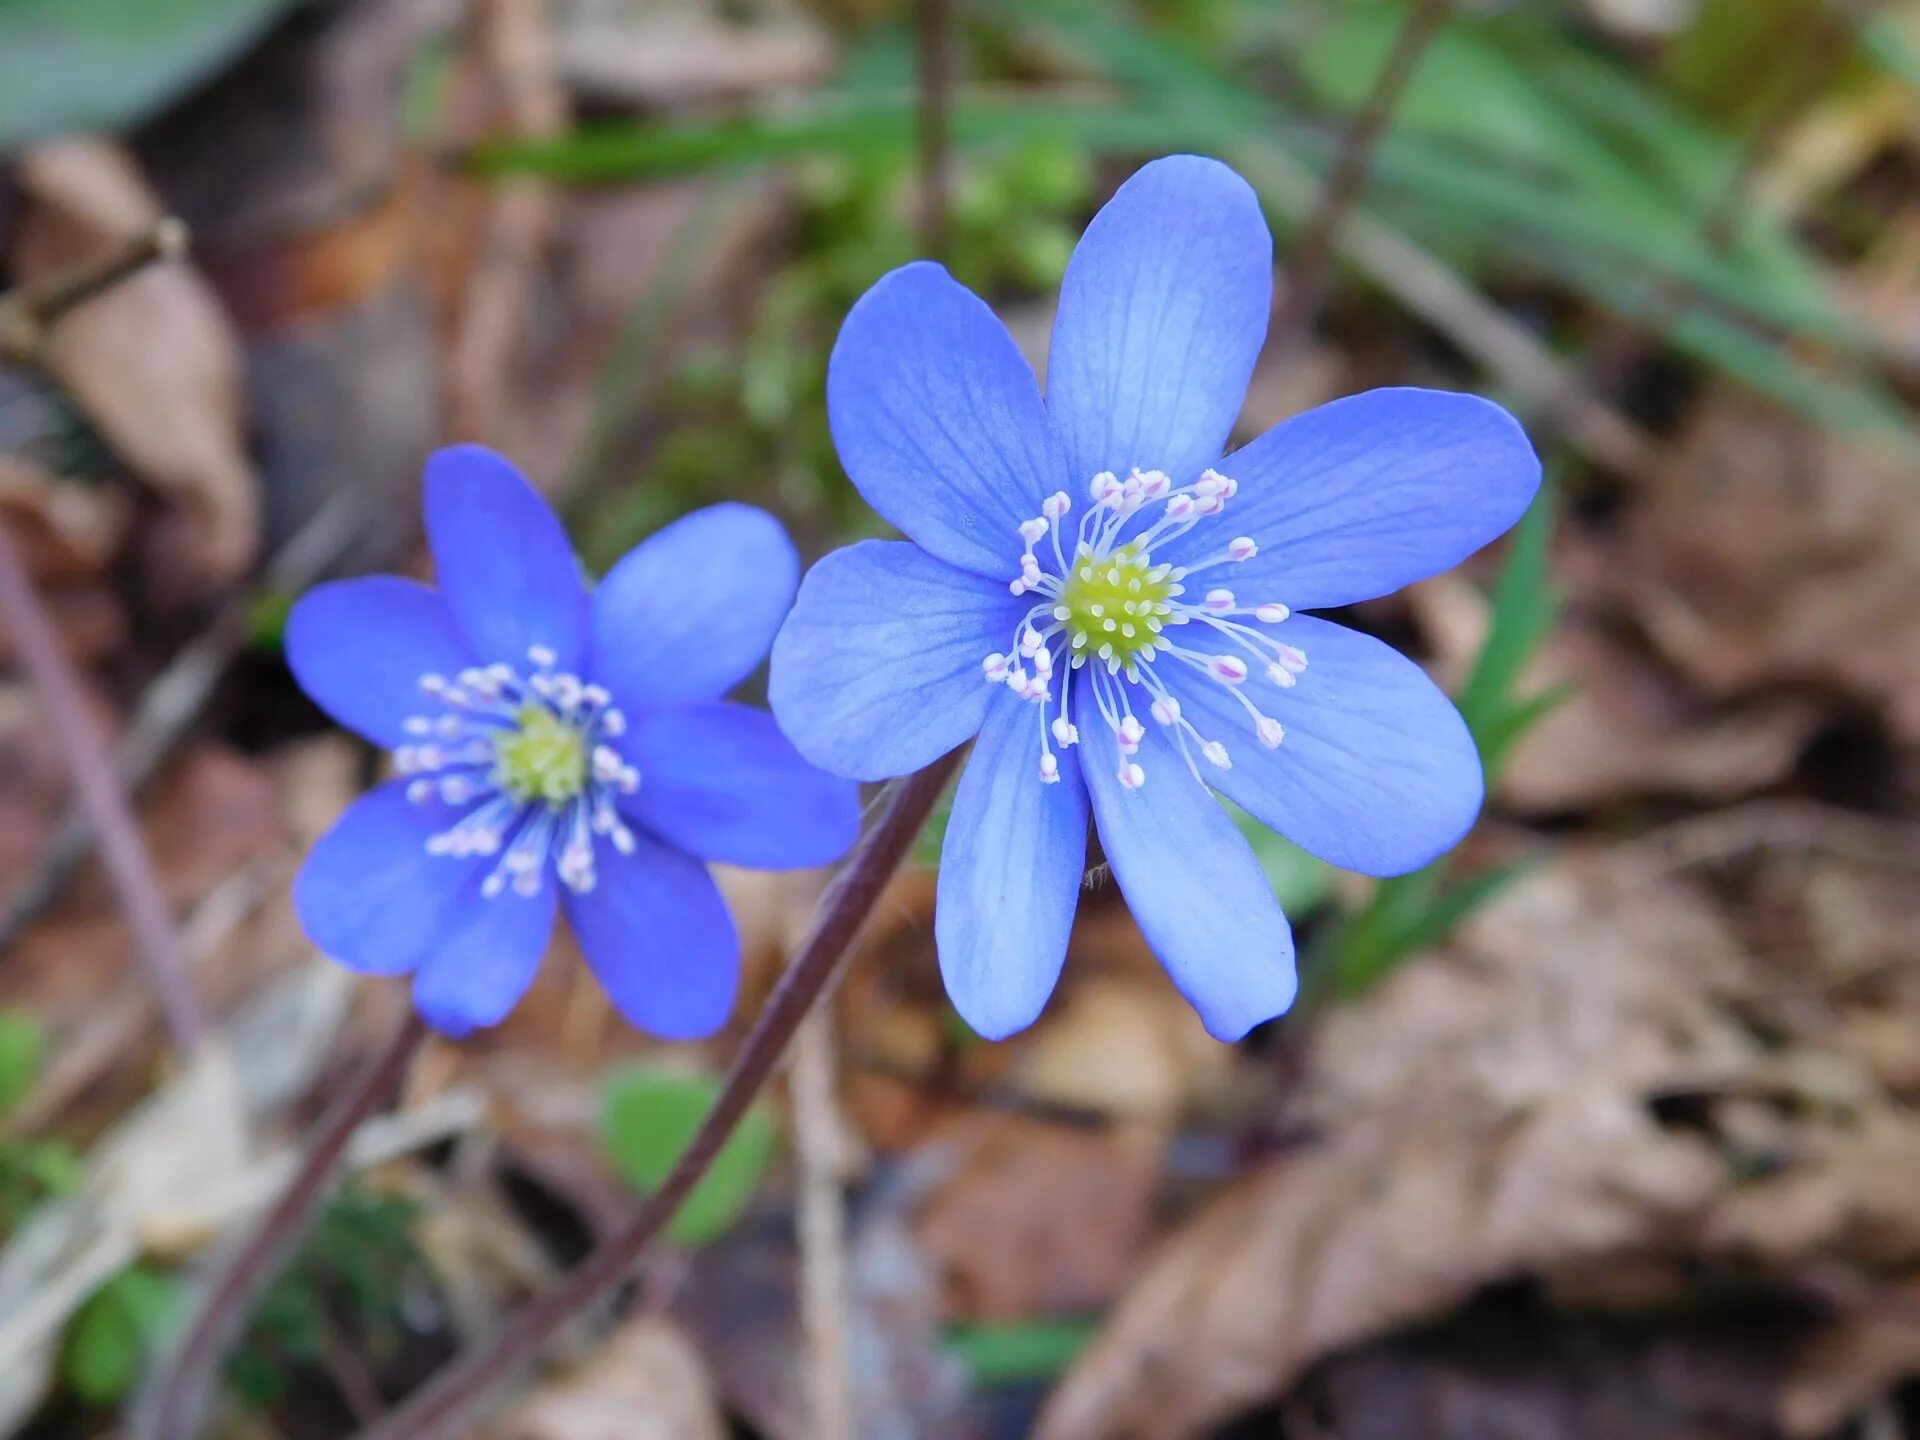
[770, 155, 1542, 1043]
[287, 446, 861, 1038]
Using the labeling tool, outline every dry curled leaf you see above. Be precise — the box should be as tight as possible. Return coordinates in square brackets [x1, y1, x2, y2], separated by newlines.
[1037, 852, 1849, 1440]
[487, 1316, 728, 1440]
[1618, 392, 1920, 745]
[10, 138, 258, 596]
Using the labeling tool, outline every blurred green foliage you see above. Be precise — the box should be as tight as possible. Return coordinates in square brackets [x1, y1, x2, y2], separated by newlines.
[61, 1264, 183, 1406]
[597, 1065, 777, 1247]
[0, 1012, 82, 1234]
[227, 1184, 423, 1408]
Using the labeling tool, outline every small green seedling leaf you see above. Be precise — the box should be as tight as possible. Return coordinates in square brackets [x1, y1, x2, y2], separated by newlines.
[946, 1317, 1099, 1387]
[0, 1012, 44, 1115]
[597, 1067, 776, 1247]
[62, 1265, 182, 1405]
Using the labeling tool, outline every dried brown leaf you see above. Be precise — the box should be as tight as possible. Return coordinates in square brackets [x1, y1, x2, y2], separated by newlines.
[486, 1316, 728, 1440]
[11, 139, 258, 595]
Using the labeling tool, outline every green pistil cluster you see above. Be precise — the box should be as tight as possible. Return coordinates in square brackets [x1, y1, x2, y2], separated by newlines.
[1057, 543, 1176, 665]
[492, 704, 588, 806]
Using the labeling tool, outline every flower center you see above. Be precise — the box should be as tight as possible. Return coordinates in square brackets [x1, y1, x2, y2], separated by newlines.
[493, 704, 588, 805]
[981, 466, 1306, 792]
[1056, 543, 1173, 667]
[393, 646, 640, 898]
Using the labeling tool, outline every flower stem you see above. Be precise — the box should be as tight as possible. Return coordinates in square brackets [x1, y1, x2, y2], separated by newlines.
[348, 751, 962, 1440]
[0, 515, 208, 1052]
[139, 1011, 430, 1440]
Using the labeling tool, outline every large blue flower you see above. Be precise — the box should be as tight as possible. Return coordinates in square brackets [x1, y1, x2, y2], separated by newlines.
[288, 446, 862, 1038]
[770, 155, 1541, 1042]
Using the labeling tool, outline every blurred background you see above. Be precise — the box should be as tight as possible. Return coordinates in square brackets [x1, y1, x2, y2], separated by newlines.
[4, 0, 1920, 1436]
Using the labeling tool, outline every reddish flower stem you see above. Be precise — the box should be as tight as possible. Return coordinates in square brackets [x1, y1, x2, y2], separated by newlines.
[344, 752, 961, 1440]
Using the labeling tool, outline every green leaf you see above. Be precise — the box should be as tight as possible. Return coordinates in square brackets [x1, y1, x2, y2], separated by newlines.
[0, 0, 300, 152]
[0, 1011, 45, 1116]
[62, 1265, 182, 1406]
[946, 1317, 1099, 1386]
[597, 1067, 776, 1248]
[1229, 804, 1335, 916]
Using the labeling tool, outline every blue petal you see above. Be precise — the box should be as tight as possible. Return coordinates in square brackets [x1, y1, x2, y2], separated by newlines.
[590, 504, 797, 709]
[769, 540, 1019, 781]
[1046, 156, 1272, 487]
[564, 831, 739, 1040]
[935, 697, 1090, 1040]
[1081, 693, 1297, 1042]
[1176, 388, 1542, 609]
[1171, 614, 1484, 876]
[411, 873, 557, 1036]
[827, 261, 1069, 578]
[617, 702, 861, 870]
[424, 445, 589, 671]
[293, 782, 475, 975]
[286, 577, 474, 748]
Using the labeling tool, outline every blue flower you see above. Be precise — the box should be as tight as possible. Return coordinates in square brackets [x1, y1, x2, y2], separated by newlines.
[287, 446, 862, 1038]
[769, 155, 1541, 1042]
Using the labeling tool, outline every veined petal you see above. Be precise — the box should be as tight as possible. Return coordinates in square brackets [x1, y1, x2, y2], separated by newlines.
[1180, 388, 1542, 609]
[1175, 614, 1483, 877]
[617, 702, 860, 870]
[1046, 155, 1272, 487]
[411, 870, 557, 1035]
[286, 577, 474, 748]
[591, 503, 797, 709]
[293, 782, 475, 975]
[564, 831, 739, 1040]
[936, 698, 1089, 1040]
[827, 261, 1069, 578]
[424, 445, 589, 671]
[769, 540, 1019, 781]
[1082, 698, 1297, 1042]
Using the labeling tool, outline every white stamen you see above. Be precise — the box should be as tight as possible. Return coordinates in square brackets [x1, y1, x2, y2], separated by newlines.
[1039, 753, 1060, 783]
[1117, 762, 1146, 791]
[1255, 603, 1290, 623]
[984, 652, 1010, 682]
[1150, 695, 1181, 725]
[1209, 655, 1250, 684]
[1204, 588, 1234, 612]
[1051, 716, 1079, 746]
[1257, 717, 1285, 749]
[1043, 491, 1072, 519]
[1227, 536, 1258, 562]
[1117, 715, 1145, 753]
[1202, 740, 1232, 769]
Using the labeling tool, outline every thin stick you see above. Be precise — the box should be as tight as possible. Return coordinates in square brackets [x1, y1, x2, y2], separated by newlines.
[139, 1011, 431, 1440]
[0, 218, 189, 362]
[916, 0, 955, 260]
[348, 752, 962, 1440]
[1267, 0, 1454, 360]
[0, 515, 208, 1049]
[0, 490, 368, 950]
[793, 1008, 855, 1440]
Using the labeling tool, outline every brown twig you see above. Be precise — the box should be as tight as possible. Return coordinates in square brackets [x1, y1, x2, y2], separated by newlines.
[916, 0, 955, 260]
[0, 218, 189, 362]
[345, 753, 962, 1440]
[0, 489, 368, 951]
[1267, 0, 1454, 361]
[139, 1011, 431, 1440]
[793, 1008, 855, 1440]
[0, 514, 208, 1050]
[444, 0, 569, 443]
